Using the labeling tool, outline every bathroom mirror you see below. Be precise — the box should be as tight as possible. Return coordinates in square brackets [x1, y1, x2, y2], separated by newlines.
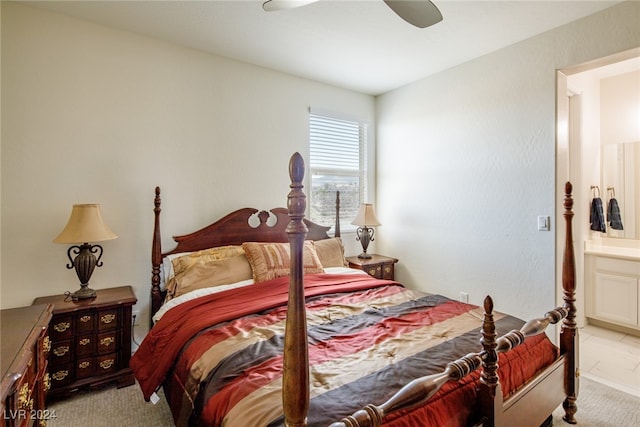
[602, 141, 639, 239]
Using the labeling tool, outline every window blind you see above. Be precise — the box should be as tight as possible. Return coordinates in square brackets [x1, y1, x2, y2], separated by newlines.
[309, 110, 368, 231]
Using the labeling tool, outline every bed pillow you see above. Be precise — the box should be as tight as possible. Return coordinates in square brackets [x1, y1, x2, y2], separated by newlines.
[170, 245, 245, 277]
[314, 237, 348, 268]
[166, 253, 253, 299]
[242, 241, 324, 283]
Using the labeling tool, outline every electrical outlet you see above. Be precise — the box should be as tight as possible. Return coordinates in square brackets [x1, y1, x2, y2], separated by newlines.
[132, 311, 140, 326]
[459, 292, 469, 304]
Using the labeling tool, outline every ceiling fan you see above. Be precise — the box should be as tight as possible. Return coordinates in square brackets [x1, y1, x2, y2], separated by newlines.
[262, 0, 443, 29]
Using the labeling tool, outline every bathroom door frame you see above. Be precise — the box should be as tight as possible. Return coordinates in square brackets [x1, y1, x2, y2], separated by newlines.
[555, 47, 640, 327]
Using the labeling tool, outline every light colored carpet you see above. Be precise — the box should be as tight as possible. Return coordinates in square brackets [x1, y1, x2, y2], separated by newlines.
[47, 382, 173, 426]
[551, 376, 639, 427]
[47, 376, 638, 426]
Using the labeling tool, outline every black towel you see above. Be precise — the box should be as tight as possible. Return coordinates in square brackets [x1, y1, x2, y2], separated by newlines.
[607, 198, 624, 230]
[590, 197, 606, 233]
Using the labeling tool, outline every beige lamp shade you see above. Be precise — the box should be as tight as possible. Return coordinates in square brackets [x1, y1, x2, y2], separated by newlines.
[54, 204, 118, 244]
[351, 204, 381, 226]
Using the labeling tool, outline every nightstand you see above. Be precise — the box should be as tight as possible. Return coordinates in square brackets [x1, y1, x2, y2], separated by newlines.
[32, 286, 137, 399]
[346, 254, 398, 280]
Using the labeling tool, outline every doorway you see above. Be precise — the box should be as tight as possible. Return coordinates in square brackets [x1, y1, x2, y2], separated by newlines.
[556, 47, 640, 327]
[556, 47, 640, 394]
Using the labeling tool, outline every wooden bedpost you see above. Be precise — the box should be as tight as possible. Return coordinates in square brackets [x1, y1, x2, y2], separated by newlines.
[284, 152, 310, 427]
[151, 186, 163, 328]
[560, 182, 578, 424]
[334, 191, 341, 238]
[477, 296, 502, 426]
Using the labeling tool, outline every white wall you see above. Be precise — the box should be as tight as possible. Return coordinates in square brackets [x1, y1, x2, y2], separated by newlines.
[0, 3, 375, 339]
[376, 1, 640, 321]
[601, 70, 640, 145]
[0, 3, 3, 302]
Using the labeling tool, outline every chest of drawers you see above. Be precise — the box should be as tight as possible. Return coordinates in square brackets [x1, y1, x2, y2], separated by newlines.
[32, 286, 136, 398]
[1, 304, 53, 427]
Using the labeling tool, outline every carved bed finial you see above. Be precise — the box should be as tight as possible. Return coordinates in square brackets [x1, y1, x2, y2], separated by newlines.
[287, 152, 307, 235]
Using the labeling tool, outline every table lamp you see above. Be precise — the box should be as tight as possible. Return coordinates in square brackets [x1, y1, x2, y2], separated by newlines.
[351, 203, 381, 259]
[53, 204, 117, 300]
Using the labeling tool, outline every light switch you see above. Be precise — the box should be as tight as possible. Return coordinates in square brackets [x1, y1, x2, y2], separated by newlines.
[538, 215, 550, 231]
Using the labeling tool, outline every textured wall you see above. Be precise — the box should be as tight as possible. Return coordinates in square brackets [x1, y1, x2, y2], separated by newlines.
[376, 1, 640, 321]
[0, 3, 374, 334]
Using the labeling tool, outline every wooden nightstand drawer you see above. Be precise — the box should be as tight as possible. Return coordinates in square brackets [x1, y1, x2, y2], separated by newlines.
[97, 309, 119, 331]
[50, 366, 73, 387]
[76, 312, 95, 333]
[50, 315, 74, 340]
[32, 286, 137, 399]
[382, 263, 395, 280]
[97, 331, 118, 355]
[75, 335, 96, 358]
[97, 354, 118, 375]
[346, 254, 398, 281]
[51, 341, 73, 364]
[76, 358, 95, 379]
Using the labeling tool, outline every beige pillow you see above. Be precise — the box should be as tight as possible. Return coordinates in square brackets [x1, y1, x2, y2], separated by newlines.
[166, 253, 253, 299]
[314, 237, 348, 268]
[171, 245, 245, 278]
[242, 241, 324, 283]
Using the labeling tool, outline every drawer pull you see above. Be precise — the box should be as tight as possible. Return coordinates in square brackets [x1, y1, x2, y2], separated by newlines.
[44, 373, 51, 391]
[100, 337, 115, 347]
[80, 315, 92, 323]
[100, 314, 116, 324]
[79, 338, 91, 346]
[100, 359, 115, 370]
[43, 335, 51, 353]
[53, 345, 69, 357]
[53, 322, 71, 332]
[78, 361, 91, 369]
[18, 383, 34, 410]
[52, 370, 69, 381]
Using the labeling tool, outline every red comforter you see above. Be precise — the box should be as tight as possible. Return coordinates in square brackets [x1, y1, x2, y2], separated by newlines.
[130, 274, 558, 427]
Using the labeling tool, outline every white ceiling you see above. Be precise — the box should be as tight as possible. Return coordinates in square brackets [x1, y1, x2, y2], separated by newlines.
[25, 0, 623, 95]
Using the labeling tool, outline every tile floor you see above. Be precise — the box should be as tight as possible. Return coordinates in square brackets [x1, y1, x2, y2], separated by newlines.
[579, 323, 640, 396]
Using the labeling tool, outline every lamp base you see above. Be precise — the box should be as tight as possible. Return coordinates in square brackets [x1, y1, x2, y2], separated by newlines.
[357, 252, 372, 259]
[72, 284, 97, 300]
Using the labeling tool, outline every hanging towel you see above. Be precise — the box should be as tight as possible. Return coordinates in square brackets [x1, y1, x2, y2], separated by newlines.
[607, 198, 624, 230]
[590, 197, 606, 232]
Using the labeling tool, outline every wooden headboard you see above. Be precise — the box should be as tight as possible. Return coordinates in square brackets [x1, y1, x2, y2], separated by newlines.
[150, 184, 341, 321]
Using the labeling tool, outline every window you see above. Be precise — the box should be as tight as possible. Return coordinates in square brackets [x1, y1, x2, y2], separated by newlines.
[309, 109, 368, 233]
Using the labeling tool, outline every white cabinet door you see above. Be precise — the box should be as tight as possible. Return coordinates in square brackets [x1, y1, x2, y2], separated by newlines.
[593, 272, 639, 327]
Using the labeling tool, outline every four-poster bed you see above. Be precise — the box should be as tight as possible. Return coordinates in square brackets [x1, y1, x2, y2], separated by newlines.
[130, 152, 578, 427]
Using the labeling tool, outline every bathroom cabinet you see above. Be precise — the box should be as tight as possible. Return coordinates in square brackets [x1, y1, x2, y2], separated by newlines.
[585, 254, 640, 332]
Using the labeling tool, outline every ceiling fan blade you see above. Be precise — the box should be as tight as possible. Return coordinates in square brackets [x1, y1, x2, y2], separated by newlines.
[262, 0, 319, 12]
[383, 0, 443, 28]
